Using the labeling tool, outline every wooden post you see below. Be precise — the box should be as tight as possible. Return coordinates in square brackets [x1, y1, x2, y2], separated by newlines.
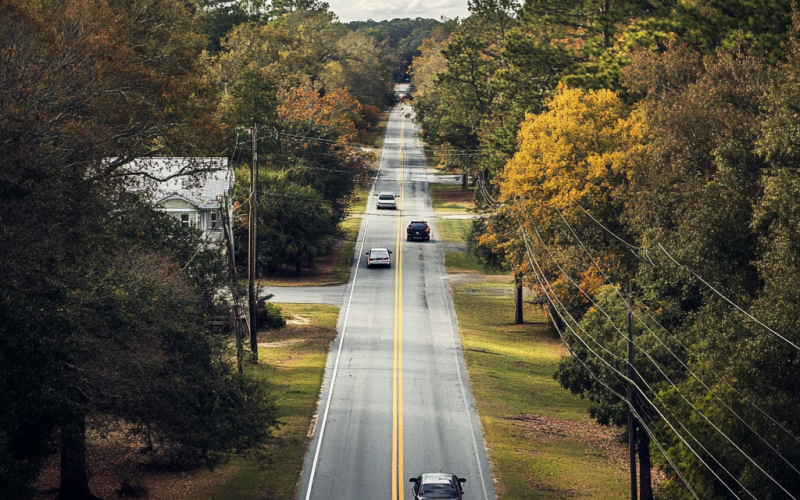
[514, 272, 523, 324]
[627, 281, 637, 500]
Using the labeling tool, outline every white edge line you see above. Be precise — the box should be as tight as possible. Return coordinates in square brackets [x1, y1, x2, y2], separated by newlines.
[303, 109, 393, 500]
[425, 146, 490, 499]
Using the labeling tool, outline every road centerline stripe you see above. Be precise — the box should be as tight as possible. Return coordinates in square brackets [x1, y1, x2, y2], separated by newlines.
[399, 117, 406, 500]
[301, 108, 391, 500]
[392, 116, 407, 500]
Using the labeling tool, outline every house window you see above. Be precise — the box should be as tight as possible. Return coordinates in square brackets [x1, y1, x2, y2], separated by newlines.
[211, 212, 219, 229]
[181, 213, 189, 227]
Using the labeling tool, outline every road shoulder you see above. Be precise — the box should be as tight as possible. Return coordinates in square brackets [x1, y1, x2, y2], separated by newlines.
[430, 168, 632, 499]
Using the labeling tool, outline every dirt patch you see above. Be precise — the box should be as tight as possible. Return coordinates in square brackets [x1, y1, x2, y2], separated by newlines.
[511, 414, 627, 467]
[33, 437, 229, 500]
[434, 186, 475, 204]
[258, 338, 305, 348]
[286, 315, 311, 326]
[511, 414, 666, 486]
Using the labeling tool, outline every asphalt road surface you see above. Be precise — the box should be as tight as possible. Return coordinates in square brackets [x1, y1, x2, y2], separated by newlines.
[297, 106, 496, 500]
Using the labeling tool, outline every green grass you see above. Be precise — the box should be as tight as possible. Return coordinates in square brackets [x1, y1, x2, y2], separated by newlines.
[424, 147, 442, 170]
[437, 218, 471, 244]
[201, 304, 339, 500]
[348, 186, 371, 216]
[444, 251, 491, 274]
[373, 115, 390, 149]
[328, 186, 371, 283]
[451, 281, 629, 499]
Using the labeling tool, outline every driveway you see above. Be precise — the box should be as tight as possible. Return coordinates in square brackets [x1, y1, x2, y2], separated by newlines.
[261, 285, 346, 307]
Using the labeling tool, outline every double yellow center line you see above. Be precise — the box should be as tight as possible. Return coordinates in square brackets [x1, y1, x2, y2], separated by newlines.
[391, 116, 406, 500]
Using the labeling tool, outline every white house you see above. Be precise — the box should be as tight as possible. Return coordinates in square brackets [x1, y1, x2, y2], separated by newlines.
[124, 157, 233, 240]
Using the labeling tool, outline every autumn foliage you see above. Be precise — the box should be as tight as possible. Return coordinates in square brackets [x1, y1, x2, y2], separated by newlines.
[278, 84, 362, 143]
[414, 0, 800, 497]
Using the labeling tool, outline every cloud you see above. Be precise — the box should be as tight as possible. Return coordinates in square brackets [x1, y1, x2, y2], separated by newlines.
[328, 0, 469, 22]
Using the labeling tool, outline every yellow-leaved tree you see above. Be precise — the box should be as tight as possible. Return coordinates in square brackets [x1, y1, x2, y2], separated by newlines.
[491, 84, 646, 305]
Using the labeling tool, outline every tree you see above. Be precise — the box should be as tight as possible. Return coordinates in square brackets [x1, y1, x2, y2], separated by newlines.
[321, 31, 394, 108]
[348, 17, 443, 82]
[234, 169, 336, 273]
[554, 286, 682, 500]
[0, 1, 278, 498]
[499, 84, 640, 301]
[275, 83, 374, 222]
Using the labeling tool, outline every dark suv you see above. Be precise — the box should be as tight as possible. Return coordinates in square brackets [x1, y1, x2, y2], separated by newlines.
[407, 220, 430, 241]
[409, 473, 466, 499]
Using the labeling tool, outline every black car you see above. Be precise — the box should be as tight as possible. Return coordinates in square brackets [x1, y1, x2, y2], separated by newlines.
[409, 473, 466, 499]
[407, 220, 431, 241]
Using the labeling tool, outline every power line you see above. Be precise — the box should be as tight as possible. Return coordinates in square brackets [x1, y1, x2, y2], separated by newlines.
[656, 243, 800, 352]
[547, 207, 800, 491]
[573, 204, 799, 353]
[557, 208, 800, 437]
[525, 221, 774, 498]
[519, 229, 756, 499]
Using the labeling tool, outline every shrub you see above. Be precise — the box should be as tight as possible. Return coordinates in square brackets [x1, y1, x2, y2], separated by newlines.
[257, 301, 285, 329]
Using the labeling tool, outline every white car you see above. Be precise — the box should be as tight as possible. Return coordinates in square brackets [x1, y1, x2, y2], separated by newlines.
[365, 248, 392, 268]
[376, 192, 398, 209]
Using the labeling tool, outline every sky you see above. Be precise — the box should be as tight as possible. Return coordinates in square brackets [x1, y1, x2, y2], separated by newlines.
[326, 0, 470, 23]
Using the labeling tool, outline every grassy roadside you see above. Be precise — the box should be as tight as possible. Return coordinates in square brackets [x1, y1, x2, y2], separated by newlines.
[428, 184, 496, 274]
[198, 303, 339, 500]
[372, 113, 390, 149]
[425, 152, 629, 497]
[329, 185, 370, 283]
[453, 282, 629, 499]
[429, 184, 473, 246]
[429, 184, 474, 212]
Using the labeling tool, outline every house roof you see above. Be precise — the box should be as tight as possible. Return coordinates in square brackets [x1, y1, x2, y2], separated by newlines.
[125, 157, 232, 209]
[156, 192, 200, 208]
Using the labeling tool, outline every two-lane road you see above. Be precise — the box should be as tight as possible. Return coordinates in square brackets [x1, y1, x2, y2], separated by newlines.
[298, 106, 495, 500]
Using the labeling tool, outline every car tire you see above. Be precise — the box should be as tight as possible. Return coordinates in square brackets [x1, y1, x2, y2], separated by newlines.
[425, 236, 429, 241]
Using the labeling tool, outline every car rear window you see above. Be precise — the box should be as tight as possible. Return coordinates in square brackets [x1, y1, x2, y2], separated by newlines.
[379, 194, 394, 200]
[421, 484, 458, 498]
[371, 251, 388, 258]
[409, 222, 428, 228]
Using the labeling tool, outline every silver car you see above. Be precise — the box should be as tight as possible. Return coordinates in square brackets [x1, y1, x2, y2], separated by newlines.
[409, 473, 466, 499]
[376, 192, 398, 209]
[365, 248, 392, 268]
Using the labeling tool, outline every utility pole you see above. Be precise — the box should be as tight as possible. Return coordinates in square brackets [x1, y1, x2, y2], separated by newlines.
[514, 271, 523, 324]
[627, 280, 637, 500]
[248, 124, 259, 361]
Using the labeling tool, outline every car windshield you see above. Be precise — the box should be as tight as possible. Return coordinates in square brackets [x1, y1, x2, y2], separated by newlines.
[379, 194, 394, 200]
[371, 251, 388, 258]
[421, 484, 458, 498]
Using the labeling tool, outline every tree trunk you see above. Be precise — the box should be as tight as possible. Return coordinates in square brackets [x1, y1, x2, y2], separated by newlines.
[545, 299, 564, 335]
[637, 427, 654, 500]
[461, 171, 467, 189]
[57, 414, 101, 500]
[514, 274, 523, 324]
